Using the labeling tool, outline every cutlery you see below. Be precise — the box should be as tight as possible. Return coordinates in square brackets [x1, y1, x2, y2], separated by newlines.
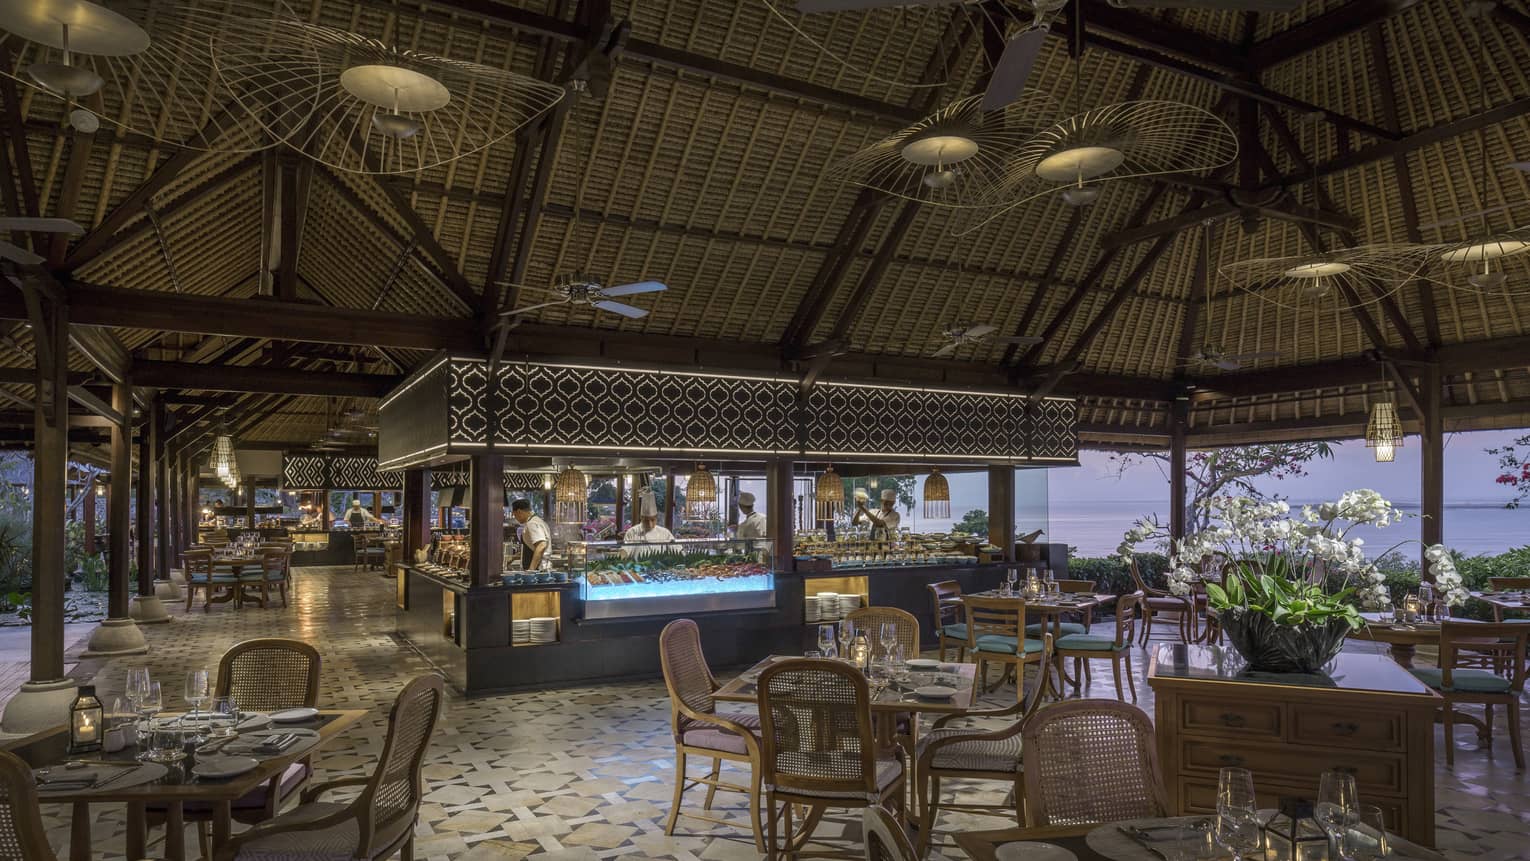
[91, 766, 139, 790]
[1118, 825, 1171, 861]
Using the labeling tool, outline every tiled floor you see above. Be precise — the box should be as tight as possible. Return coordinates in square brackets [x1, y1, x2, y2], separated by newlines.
[29, 567, 1530, 860]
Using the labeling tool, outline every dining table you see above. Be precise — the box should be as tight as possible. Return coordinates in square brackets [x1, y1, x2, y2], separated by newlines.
[956, 589, 1115, 635]
[1351, 612, 1445, 668]
[5, 708, 366, 861]
[211, 554, 267, 608]
[1472, 589, 1530, 622]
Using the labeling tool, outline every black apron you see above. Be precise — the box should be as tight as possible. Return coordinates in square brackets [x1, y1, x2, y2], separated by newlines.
[520, 518, 540, 569]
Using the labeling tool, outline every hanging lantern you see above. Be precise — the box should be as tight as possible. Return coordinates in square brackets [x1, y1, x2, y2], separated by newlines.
[923, 469, 951, 519]
[1366, 401, 1402, 463]
[69, 685, 104, 754]
[685, 464, 717, 519]
[553, 465, 587, 523]
[815, 465, 844, 522]
[211, 434, 234, 478]
[225, 456, 242, 490]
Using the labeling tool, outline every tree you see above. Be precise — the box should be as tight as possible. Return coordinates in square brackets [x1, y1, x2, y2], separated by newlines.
[954, 508, 989, 535]
[1109, 442, 1334, 532]
[1487, 433, 1530, 508]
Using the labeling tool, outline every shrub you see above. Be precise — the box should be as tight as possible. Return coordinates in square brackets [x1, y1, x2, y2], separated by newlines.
[1067, 552, 1169, 594]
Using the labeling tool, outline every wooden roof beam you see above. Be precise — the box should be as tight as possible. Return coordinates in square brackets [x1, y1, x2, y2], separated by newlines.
[1248, 0, 1421, 69]
[1102, 197, 1356, 249]
[1077, 1, 1247, 72]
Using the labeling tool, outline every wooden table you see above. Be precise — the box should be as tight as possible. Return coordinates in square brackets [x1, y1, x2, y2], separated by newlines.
[957, 591, 1112, 634]
[1352, 613, 1444, 668]
[1473, 590, 1530, 622]
[5, 709, 366, 861]
[212, 555, 266, 608]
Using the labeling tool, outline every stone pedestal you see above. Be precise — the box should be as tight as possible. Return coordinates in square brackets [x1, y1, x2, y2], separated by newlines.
[129, 595, 172, 624]
[81, 617, 149, 658]
[153, 579, 181, 602]
[1, 678, 78, 734]
[168, 567, 186, 585]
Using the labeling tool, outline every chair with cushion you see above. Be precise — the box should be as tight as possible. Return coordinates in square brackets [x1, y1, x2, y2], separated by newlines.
[1056, 593, 1140, 701]
[659, 619, 764, 851]
[1021, 699, 1168, 827]
[1488, 578, 1530, 622]
[963, 596, 1046, 703]
[913, 635, 1054, 857]
[757, 658, 905, 861]
[216, 674, 445, 861]
[1129, 558, 1194, 644]
[255, 547, 291, 608]
[1055, 579, 1099, 632]
[1408, 621, 1529, 770]
[0, 749, 54, 860]
[862, 806, 916, 861]
[152, 638, 324, 853]
[926, 581, 967, 662]
[183, 548, 237, 612]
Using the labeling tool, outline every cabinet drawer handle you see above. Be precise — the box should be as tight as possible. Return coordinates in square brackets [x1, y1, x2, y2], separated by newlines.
[1217, 754, 1246, 767]
[1333, 766, 1359, 776]
[1219, 713, 1246, 727]
[1331, 722, 1360, 736]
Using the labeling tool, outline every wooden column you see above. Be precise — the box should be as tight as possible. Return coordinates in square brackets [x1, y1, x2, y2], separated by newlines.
[109, 381, 132, 619]
[372, 490, 383, 519]
[767, 458, 794, 570]
[469, 454, 505, 587]
[154, 397, 172, 577]
[184, 462, 198, 549]
[987, 465, 1016, 563]
[1169, 400, 1189, 542]
[29, 295, 68, 682]
[136, 406, 156, 594]
[403, 468, 431, 562]
[244, 474, 256, 528]
[1420, 364, 1444, 571]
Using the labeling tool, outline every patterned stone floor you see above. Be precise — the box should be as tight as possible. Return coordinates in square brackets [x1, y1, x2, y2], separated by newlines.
[29, 566, 1530, 859]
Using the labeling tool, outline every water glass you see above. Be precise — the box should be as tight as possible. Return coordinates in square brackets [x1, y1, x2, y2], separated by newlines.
[1215, 767, 1262, 861]
[1342, 804, 1391, 861]
[817, 624, 837, 658]
[1168, 819, 1213, 861]
[148, 725, 188, 763]
[878, 621, 898, 659]
[1317, 770, 1360, 848]
[208, 696, 240, 738]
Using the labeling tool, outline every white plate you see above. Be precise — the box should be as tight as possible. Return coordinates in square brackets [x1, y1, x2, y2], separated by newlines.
[270, 707, 319, 723]
[995, 842, 1075, 861]
[905, 659, 940, 670]
[913, 685, 957, 699]
[236, 713, 272, 731]
[191, 756, 260, 779]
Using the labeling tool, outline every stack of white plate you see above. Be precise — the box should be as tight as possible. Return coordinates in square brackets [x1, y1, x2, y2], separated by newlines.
[529, 617, 558, 644]
[816, 592, 839, 621]
[512, 619, 530, 645]
[838, 593, 862, 617]
[804, 594, 821, 622]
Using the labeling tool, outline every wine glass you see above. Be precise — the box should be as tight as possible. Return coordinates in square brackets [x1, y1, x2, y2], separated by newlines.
[837, 620, 855, 662]
[136, 681, 162, 758]
[1317, 770, 1360, 857]
[1006, 569, 1019, 595]
[817, 624, 837, 658]
[184, 669, 210, 724]
[1215, 767, 1262, 861]
[878, 622, 898, 661]
[124, 667, 149, 730]
[1342, 804, 1391, 861]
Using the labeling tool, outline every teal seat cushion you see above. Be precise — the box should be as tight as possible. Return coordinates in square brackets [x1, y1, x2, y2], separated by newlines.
[202, 575, 240, 584]
[975, 634, 1045, 655]
[939, 623, 969, 640]
[1056, 633, 1126, 652]
[1409, 667, 1512, 694]
[1027, 622, 1088, 637]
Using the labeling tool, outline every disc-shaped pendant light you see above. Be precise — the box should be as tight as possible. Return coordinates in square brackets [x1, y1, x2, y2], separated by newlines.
[684, 464, 717, 519]
[0, 0, 316, 148]
[1424, 229, 1530, 297]
[222, 21, 565, 174]
[923, 469, 951, 519]
[814, 465, 844, 523]
[1219, 242, 1437, 311]
[553, 465, 587, 524]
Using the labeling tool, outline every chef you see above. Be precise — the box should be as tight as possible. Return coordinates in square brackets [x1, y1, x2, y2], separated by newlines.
[853, 488, 901, 540]
[345, 498, 378, 529]
[735, 492, 768, 539]
[624, 486, 675, 545]
[511, 499, 550, 570]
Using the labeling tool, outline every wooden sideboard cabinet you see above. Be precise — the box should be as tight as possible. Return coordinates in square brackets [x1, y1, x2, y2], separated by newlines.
[1148, 644, 1440, 847]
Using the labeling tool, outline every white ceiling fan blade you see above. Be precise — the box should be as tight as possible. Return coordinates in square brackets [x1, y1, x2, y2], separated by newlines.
[1509, 162, 1530, 173]
[497, 300, 563, 317]
[965, 323, 998, 338]
[600, 280, 667, 297]
[593, 300, 649, 319]
[0, 239, 44, 266]
[931, 342, 959, 358]
[980, 27, 1046, 112]
[0, 217, 84, 235]
[1213, 359, 1243, 371]
[1226, 350, 1281, 363]
[796, 0, 955, 12]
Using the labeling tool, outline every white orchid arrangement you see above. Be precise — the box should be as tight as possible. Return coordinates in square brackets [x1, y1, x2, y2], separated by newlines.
[1119, 490, 1467, 624]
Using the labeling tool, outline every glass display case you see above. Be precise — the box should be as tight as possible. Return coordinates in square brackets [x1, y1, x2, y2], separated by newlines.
[792, 528, 989, 569]
[566, 538, 776, 619]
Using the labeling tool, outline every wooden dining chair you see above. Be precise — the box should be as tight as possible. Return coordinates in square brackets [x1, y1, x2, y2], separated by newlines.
[254, 548, 291, 608]
[1055, 592, 1141, 701]
[216, 674, 445, 861]
[847, 606, 920, 661]
[756, 658, 905, 860]
[925, 581, 966, 662]
[1128, 557, 1194, 644]
[181, 548, 235, 612]
[1487, 578, 1530, 622]
[1020, 699, 1168, 827]
[658, 619, 765, 851]
[1409, 621, 1530, 770]
[0, 749, 55, 861]
[914, 635, 1054, 857]
[1055, 579, 1098, 632]
[862, 806, 917, 861]
[963, 596, 1046, 702]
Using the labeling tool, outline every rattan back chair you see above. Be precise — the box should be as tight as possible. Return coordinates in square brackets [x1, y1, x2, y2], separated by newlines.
[1021, 699, 1168, 827]
[0, 750, 53, 861]
[926, 581, 966, 661]
[963, 596, 1044, 702]
[1413, 621, 1530, 770]
[658, 619, 764, 851]
[862, 806, 916, 861]
[757, 659, 904, 860]
[1056, 592, 1141, 701]
[914, 635, 1055, 856]
[1128, 558, 1193, 644]
[846, 606, 919, 662]
[219, 674, 445, 861]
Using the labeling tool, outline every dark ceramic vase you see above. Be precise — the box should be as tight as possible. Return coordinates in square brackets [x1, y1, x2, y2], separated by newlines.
[1217, 608, 1350, 674]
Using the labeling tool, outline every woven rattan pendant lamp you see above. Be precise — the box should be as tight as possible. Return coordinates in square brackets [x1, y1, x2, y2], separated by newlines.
[211, 433, 235, 480]
[1366, 370, 1403, 463]
[224, 455, 242, 490]
[815, 465, 844, 523]
[684, 464, 717, 519]
[923, 469, 951, 519]
[553, 465, 587, 523]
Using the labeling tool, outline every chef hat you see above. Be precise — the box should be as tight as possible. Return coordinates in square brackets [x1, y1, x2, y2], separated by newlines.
[639, 487, 659, 518]
[880, 489, 897, 503]
[738, 492, 756, 507]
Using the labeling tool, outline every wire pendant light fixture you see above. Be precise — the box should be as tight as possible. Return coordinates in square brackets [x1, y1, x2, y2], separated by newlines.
[814, 465, 844, 523]
[553, 465, 587, 523]
[1366, 369, 1403, 463]
[211, 433, 235, 480]
[923, 468, 951, 519]
[684, 463, 717, 519]
[224, 454, 242, 490]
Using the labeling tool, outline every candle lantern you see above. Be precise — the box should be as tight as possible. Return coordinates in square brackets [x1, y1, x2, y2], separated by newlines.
[1026, 572, 1041, 600]
[69, 685, 104, 754]
[850, 631, 871, 670]
[1261, 797, 1330, 861]
[1403, 593, 1422, 623]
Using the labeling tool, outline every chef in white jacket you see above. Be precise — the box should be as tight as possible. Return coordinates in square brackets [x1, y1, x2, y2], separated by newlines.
[735, 492, 767, 539]
[853, 488, 901, 540]
[623, 486, 675, 552]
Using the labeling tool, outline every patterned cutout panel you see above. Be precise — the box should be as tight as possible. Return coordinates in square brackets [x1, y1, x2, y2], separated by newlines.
[281, 454, 404, 489]
[282, 455, 328, 489]
[804, 384, 1078, 462]
[430, 462, 470, 489]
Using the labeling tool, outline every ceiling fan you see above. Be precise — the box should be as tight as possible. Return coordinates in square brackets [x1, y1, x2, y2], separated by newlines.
[0, 217, 84, 265]
[496, 276, 667, 322]
[1178, 346, 1280, 371]
[931, 323, 1042, 358]
[794, 0, 1061, 111]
